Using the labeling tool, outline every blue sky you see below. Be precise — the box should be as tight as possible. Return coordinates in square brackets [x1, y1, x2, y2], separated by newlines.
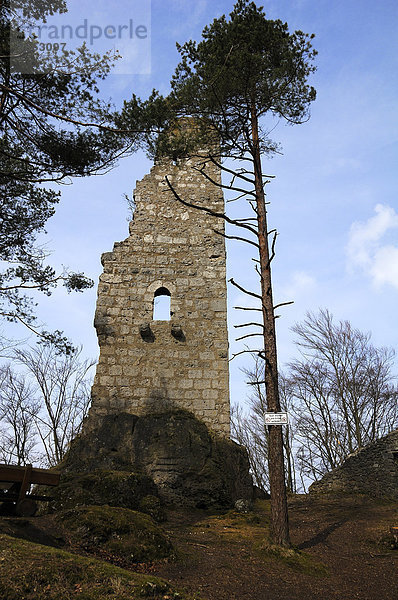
[21, 0, 398, 407]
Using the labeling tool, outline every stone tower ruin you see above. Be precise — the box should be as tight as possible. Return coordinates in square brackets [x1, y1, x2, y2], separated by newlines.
[87, 152, 230, 437]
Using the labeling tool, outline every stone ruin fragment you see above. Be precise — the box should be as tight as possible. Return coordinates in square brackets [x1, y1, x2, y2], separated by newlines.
[63, 148, 253, 509]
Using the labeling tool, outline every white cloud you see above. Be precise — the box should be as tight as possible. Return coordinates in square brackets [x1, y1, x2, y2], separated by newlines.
[370, 245, 398, 288]
[346, 204, 398, 289]
[279, 271, 316, 301]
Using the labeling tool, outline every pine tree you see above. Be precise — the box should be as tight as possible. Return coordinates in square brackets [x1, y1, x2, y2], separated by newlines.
[0, 0, 125, 348]
[119, 0, 317, 546]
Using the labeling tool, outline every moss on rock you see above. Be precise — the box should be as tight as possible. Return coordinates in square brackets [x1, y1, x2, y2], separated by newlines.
[41, 469, 159, 515]
[139, 495, 167, 523]
[56, 505, 173, 562]
[0, 533, 181, 600]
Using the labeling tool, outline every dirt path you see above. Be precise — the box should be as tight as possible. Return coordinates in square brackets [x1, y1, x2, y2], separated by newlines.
[153, 496, 397, 600]
[0, 494, 396, 599]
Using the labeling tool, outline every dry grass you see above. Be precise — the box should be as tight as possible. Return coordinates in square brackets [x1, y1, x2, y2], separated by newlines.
[0, 534, 187, 600]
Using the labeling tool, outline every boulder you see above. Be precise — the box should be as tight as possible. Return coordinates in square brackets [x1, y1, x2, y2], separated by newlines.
[41, 470, 160, 517]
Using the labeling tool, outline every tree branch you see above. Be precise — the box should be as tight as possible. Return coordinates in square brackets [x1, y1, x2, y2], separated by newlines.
[234, 306, 262, 311]
[164, 175, 258, 235]
[234, 322, 265, 329]
[193, 163, 256, 197]
[236, 332, 263, 341]
[229, 278, 262, 300]
[274, 301, 294, 310]
[0, 82, 141, 135]
[214, 229, 259, 248]
[230, 348, 262, 361]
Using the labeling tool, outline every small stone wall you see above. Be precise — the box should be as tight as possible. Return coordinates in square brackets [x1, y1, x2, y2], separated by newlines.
[309, 430, 398, 499]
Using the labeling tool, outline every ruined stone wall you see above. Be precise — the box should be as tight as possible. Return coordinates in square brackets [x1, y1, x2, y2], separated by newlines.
[87, 153, 230, 436]
[309, 430, 398, 499]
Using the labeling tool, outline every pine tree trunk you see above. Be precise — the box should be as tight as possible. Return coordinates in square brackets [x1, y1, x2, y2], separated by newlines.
[250, 106, 290, 547]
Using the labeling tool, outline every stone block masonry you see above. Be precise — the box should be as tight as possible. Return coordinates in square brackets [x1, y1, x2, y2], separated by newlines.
[309, 430, 398, 499]
[86, 152, 230, 436]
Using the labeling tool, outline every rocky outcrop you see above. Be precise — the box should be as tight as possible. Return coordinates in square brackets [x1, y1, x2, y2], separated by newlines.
[309, 430, 398, 499]
[62, 410, 253, 510]
[43, 470, 163, 520]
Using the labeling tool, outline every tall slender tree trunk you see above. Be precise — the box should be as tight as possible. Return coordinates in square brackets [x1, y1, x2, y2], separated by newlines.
[250, 106, 290, 547]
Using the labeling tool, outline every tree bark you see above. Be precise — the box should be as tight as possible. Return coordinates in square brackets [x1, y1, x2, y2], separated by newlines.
[250, 105, 290, 547]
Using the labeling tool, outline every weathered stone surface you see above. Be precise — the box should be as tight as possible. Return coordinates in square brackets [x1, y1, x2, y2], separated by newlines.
[87, 153, 230, 436]
[63, 414, 139, 473]
[129, 411, 253, 508]
[309, 429, 398, 499]
[63, 410, 253, 509]
[42, 469, 158, 515]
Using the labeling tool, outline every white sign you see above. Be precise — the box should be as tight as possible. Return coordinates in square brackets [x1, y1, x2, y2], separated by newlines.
[264, 412, 289, 425]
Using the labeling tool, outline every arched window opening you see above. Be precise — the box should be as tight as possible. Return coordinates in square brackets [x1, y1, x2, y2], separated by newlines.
[153, 287, 171, 321]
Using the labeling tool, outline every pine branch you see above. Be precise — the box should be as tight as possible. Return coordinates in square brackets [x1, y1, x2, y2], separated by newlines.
[230, 348, 261, 361]
[193, 163, 256, 197]
[214, 229, 259, 248]
[0, 82, 142, 135]
[229, 278, 262, 300]
[164, 175, 258, 235]
[234, 322, 265, 329]
[274, 301, 294, 310]
[235, 332, 263, 341]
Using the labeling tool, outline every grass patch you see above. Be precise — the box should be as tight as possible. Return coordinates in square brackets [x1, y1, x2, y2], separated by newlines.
[191, 500, 271, 539]
[0, 534, 184, 600]
[255, 540, 329, 577]
[57, 505, 173, 563]
[189, 501, 328, 577]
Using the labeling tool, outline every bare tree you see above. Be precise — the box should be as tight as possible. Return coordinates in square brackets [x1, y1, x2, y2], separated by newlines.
[0, 365, 40, 465]
[240, 310, 398, 490]
[288, 309, 398, 482]
[231, 403, 270, 493]
[11, 343, 95, 466]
